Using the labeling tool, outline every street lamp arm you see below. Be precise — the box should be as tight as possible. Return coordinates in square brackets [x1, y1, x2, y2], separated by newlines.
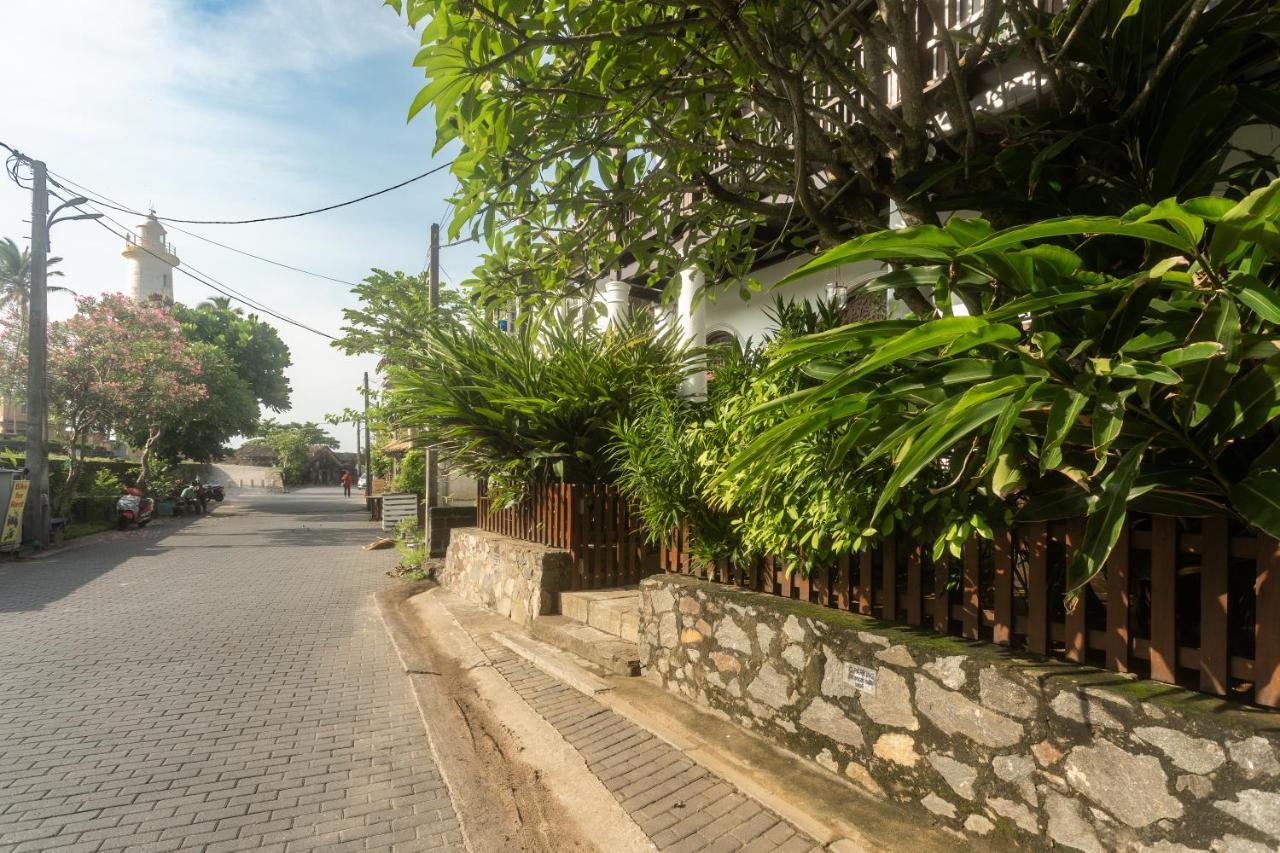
[48, 212, 103, 229]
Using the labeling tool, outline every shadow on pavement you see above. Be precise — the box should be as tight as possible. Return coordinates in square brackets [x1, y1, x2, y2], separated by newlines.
[0, 490, 383, 614]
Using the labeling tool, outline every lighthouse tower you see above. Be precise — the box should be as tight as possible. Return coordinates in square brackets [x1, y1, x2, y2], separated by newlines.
[122, 213, 179, 302]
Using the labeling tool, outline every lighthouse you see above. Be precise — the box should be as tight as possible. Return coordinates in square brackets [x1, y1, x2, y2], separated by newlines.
[122, 213, 179, 302]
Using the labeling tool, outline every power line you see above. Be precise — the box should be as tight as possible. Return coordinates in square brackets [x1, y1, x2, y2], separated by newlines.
[67, 196, 337, 340]
[46, 172, 360, 287]
[42, 160, 453, 225]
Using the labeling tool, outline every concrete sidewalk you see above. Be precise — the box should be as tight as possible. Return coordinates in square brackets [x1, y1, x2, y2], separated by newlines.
[384, 585, 963, 853]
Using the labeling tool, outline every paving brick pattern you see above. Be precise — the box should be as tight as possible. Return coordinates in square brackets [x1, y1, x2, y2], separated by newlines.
[468, 633, 822, 853]
[0, 493, 463, 853]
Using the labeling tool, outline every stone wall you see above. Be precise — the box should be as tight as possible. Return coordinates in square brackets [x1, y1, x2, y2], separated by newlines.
[640, 574, 1280, 852]
[440, 528, 570, 627]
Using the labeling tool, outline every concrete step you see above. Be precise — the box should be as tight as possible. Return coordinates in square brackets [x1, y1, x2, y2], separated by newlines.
[559, 588, 641, 643]
[530, 616, 641, 677]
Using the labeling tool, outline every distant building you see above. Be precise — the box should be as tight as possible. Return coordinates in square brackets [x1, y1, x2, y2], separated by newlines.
[0, 398, 27, 440]
[231, 443, 278, 467]
[305, 445, 345, 485]
[122, 213, 179, 303]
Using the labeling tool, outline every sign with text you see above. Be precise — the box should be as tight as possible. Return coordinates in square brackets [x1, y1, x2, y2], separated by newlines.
[1, 479, 29, 548]
[845, 662, 877, 695]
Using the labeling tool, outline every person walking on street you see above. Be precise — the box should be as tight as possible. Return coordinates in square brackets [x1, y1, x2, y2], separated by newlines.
[340, 470, 353, 498]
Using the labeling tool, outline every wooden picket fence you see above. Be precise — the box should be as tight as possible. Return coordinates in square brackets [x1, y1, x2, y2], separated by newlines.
[476, 482, 651, 590]
[660, 515, 1280, 709]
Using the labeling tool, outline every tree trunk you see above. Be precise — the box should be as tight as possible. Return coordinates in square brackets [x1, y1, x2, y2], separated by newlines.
[57, 426, 85, 519]
[138, 428, 162, 491]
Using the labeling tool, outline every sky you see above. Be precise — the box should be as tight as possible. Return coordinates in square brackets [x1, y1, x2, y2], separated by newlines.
[0, 0, 479, 452]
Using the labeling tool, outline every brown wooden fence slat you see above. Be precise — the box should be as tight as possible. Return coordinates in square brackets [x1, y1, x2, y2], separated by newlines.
[603, 487, 616, 586]
[858, 550, 872, 615]
[906, 547, 922, 626]
[834, 554, 850, 610]
[794, 565, 811, 603]
[1255, 536, 1280, 708]
[962, 540, 980, 640]
[813, 563, 830, 607]
[1150, 516, 1178, 683]
[993, 529, 1013, 646]
[1064, 521, 1087, 663]
[882, 537, 897, 622]
[931, 556, 949, 633]
[568, 485, 583, 589]
[1106, 525, 1131, 673]
[1026, 522, 1049, 655]
[1200, 517, 1229, 695]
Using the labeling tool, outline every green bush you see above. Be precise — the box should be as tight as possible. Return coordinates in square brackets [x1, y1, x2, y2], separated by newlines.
[386, 301, 688, 506]
[725, 180, 1280, 594]
[393, 449, 425, 498]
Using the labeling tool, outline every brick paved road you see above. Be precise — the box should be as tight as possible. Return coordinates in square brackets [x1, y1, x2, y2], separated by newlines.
[0, 491, 463, 853]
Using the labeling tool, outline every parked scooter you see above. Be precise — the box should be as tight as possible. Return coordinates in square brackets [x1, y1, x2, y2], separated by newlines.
[116, 486, 155, 530]
[203, 482, 225, 502]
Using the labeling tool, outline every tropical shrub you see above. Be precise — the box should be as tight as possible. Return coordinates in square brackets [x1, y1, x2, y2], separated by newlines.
[393, 449, 426, 498]
[723, 180, 1280, 595]
[610, 338, 759, 566]
[386, 302, 688, 506]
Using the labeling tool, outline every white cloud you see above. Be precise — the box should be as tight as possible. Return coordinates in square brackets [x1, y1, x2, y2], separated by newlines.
[0, 0, 477, 450]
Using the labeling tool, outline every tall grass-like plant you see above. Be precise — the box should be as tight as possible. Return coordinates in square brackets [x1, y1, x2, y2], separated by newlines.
[723, 180, 1280, 595]
[387, 302, 688, 506]
[610, 337, 760, 566]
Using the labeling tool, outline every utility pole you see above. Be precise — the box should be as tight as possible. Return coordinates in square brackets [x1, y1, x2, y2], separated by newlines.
[355, 425, 362, 478]
[362, 371, 371, 501]
[24, 159, 49, 546]
[425, 224, 440, 512]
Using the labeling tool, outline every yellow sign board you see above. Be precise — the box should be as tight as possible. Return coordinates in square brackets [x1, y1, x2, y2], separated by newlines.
[1, 480, 29, 548]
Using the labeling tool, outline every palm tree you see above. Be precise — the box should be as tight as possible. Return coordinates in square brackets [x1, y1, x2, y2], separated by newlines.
[0, 237, 67, 318]
[198, 296, 243, 315]
[0, 238, 30, 313]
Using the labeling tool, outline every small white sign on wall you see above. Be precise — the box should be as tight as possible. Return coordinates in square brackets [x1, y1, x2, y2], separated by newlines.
[846, 663, 876, 695]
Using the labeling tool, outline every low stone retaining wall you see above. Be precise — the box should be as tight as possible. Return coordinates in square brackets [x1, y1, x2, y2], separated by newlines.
[440, 528, 570, 626]
[640, 574, 1280, 852]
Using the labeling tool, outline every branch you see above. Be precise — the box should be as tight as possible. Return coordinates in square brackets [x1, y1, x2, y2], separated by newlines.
[1120, 0, 1210, 123]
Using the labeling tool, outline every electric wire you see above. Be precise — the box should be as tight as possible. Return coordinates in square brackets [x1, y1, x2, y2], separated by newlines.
[58, 191, 337, 340]
[42, 161, 454, 225]
[45, 172, 361, 287]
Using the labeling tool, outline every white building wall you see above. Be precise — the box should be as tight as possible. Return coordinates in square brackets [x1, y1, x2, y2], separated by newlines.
[700, 254, 885, 346]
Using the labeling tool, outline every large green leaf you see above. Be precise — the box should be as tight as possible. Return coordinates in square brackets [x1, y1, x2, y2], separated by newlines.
[1040, 388, 1087, 473]
[820, 317, 988, 388]
[781, 226, 960, 284]
[1066, 441, 1149, 596]
[1230, 470, 1280, 539]
[1230, 275, 1280, 324]
[1203, 363, 1280, 442]
[1180, 296, 1240, 426]
[962, 216, 1195, 257]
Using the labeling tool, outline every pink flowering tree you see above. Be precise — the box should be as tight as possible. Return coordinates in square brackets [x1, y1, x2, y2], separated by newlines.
[48, 294, 205, 508]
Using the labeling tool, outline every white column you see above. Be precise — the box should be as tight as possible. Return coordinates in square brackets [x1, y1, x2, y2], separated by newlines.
[595, 279, 631, 330]
[886, 203, 915, 319]
[676, 267, 706, 398]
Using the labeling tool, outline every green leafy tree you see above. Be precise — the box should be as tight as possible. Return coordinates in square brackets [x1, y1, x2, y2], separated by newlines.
[262, 427, 311, 487]
[252, 419, 338, 449]
[389, 0, 1280, 311]
[175, 298, 292, 411]
[333, 269, 466, 365]
[148, 344, 260, 463]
